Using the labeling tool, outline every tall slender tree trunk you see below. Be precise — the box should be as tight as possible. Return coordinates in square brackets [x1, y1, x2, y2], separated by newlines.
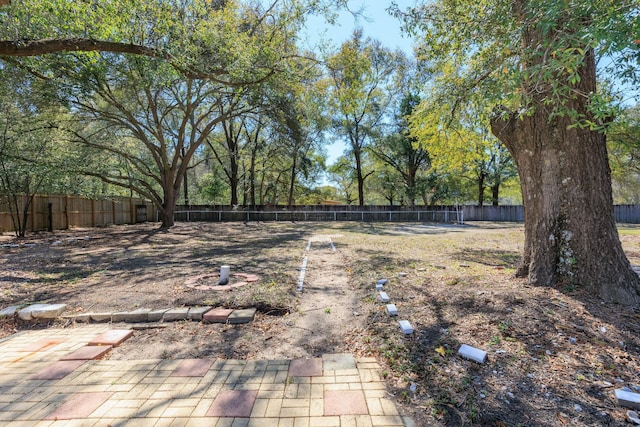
[229, 156, 239, 207]
[181, 147, 189, 207]
[491, 48, 640, 303]
[19, 195, 30, 237]
[249, 141, 258, 208]
[258, 168, 265, 206]
[354, 148, 365, 206]
[407, 167, 416, 207]
[288, 153, 297, 208]
[477, 170, 486, 207]
[491, 181, 500, 206]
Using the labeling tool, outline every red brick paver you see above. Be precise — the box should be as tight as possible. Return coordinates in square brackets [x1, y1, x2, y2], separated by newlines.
[170, 358, 215, 377]
[236, 273, 259, 282]
[87, 329, 133, 347]
[60, 345, 113, 360]
[0, 326, 409, 426]
[31, 360, 86, 380]
[324, 390, 369, 416]
[203, 307, 234, 323]
[44, 392, 112, 420]
[207, 390, 258, 417]
[288, 358, 323, 377]
[18, 339, 62, 352]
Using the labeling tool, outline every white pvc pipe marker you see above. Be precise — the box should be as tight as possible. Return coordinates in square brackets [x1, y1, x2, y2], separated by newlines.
[615, 389, 640, 409]
[458, 344, 487, 363]
[219, 265, 230, 285]
[297, 256, 308, 292]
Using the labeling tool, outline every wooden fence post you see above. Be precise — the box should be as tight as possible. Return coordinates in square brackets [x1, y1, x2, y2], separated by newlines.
[30, 195, 36, 232]
[47, 202, 53, 231]
[64, 195, 69, 229]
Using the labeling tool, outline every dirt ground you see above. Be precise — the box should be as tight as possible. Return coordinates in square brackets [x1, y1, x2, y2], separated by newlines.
[2, 221, 640, 426]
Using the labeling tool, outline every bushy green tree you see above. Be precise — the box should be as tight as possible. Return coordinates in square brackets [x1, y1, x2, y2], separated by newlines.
[1, 0, 317, 227]
[372, 93, 432, 206]
[608, 106, 640, 203]
[0, 69, 78, 236]
[324, 30, 404, 205]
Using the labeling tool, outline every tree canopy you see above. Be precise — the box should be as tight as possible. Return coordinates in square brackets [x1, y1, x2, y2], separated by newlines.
[0, 0, 335, 227]
[0, 0, 309, 84]
[396, 0, 639, 124]
[398, 0, 640, 303]
[323, 30, 405, 205]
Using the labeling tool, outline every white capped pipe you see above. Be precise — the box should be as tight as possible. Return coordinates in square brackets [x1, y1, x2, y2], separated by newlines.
[458, 344, 487, 364]
[219, 265, 230, 285]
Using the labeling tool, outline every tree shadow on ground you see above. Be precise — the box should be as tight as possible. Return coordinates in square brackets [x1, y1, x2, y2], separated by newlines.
[452, 248, 521, 268]
[326, 221, 469, 237]
[379, 287, 631, 426]
[0, 222, 313, 311]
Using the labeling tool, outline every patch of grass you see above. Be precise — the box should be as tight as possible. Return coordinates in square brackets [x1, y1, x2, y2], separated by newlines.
[362, 295, 378, 304]
[469, 404, 479, 422]
[498, 320, 511, 333]
[618, 225, 640, 236]
[489, 336, 502, 346]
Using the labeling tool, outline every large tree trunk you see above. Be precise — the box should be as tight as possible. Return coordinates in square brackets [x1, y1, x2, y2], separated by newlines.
[159, 190, 176, 229]
[158, 171, 181, 229]
[490, 49, 640, 304]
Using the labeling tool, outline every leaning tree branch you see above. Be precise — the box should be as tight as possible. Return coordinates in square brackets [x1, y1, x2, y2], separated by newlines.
[0, 38, 278, 86]
[0, 38, 168, 59]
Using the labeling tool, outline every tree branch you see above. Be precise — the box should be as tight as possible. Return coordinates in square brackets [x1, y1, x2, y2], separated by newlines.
[0, 38, 167, 59]
[0, 38, 278, 86]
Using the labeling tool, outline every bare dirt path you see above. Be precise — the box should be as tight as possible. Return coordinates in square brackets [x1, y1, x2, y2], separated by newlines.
[250, 233, 365, 359]
[83, 227, 369, 361]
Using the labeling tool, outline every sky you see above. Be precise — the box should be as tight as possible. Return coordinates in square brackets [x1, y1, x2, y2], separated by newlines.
[300, 1, 419, 166]
[301, 1, 416, 55]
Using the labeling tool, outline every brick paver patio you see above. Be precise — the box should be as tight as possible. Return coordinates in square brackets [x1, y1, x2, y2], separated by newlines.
[0, 326, 410, 426]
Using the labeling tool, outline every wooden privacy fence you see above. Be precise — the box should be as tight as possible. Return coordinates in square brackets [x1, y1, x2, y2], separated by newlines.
[4, 200, 640, 233]
[463, 205, 524, 222]
[614, 205, 640, 224]
[0, 195, 156, 233]
[461, 205, 640, 223]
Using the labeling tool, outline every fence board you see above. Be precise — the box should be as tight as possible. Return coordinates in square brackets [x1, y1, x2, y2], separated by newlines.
[0, 194, 156, 234]
[614, 205, 640, 224]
